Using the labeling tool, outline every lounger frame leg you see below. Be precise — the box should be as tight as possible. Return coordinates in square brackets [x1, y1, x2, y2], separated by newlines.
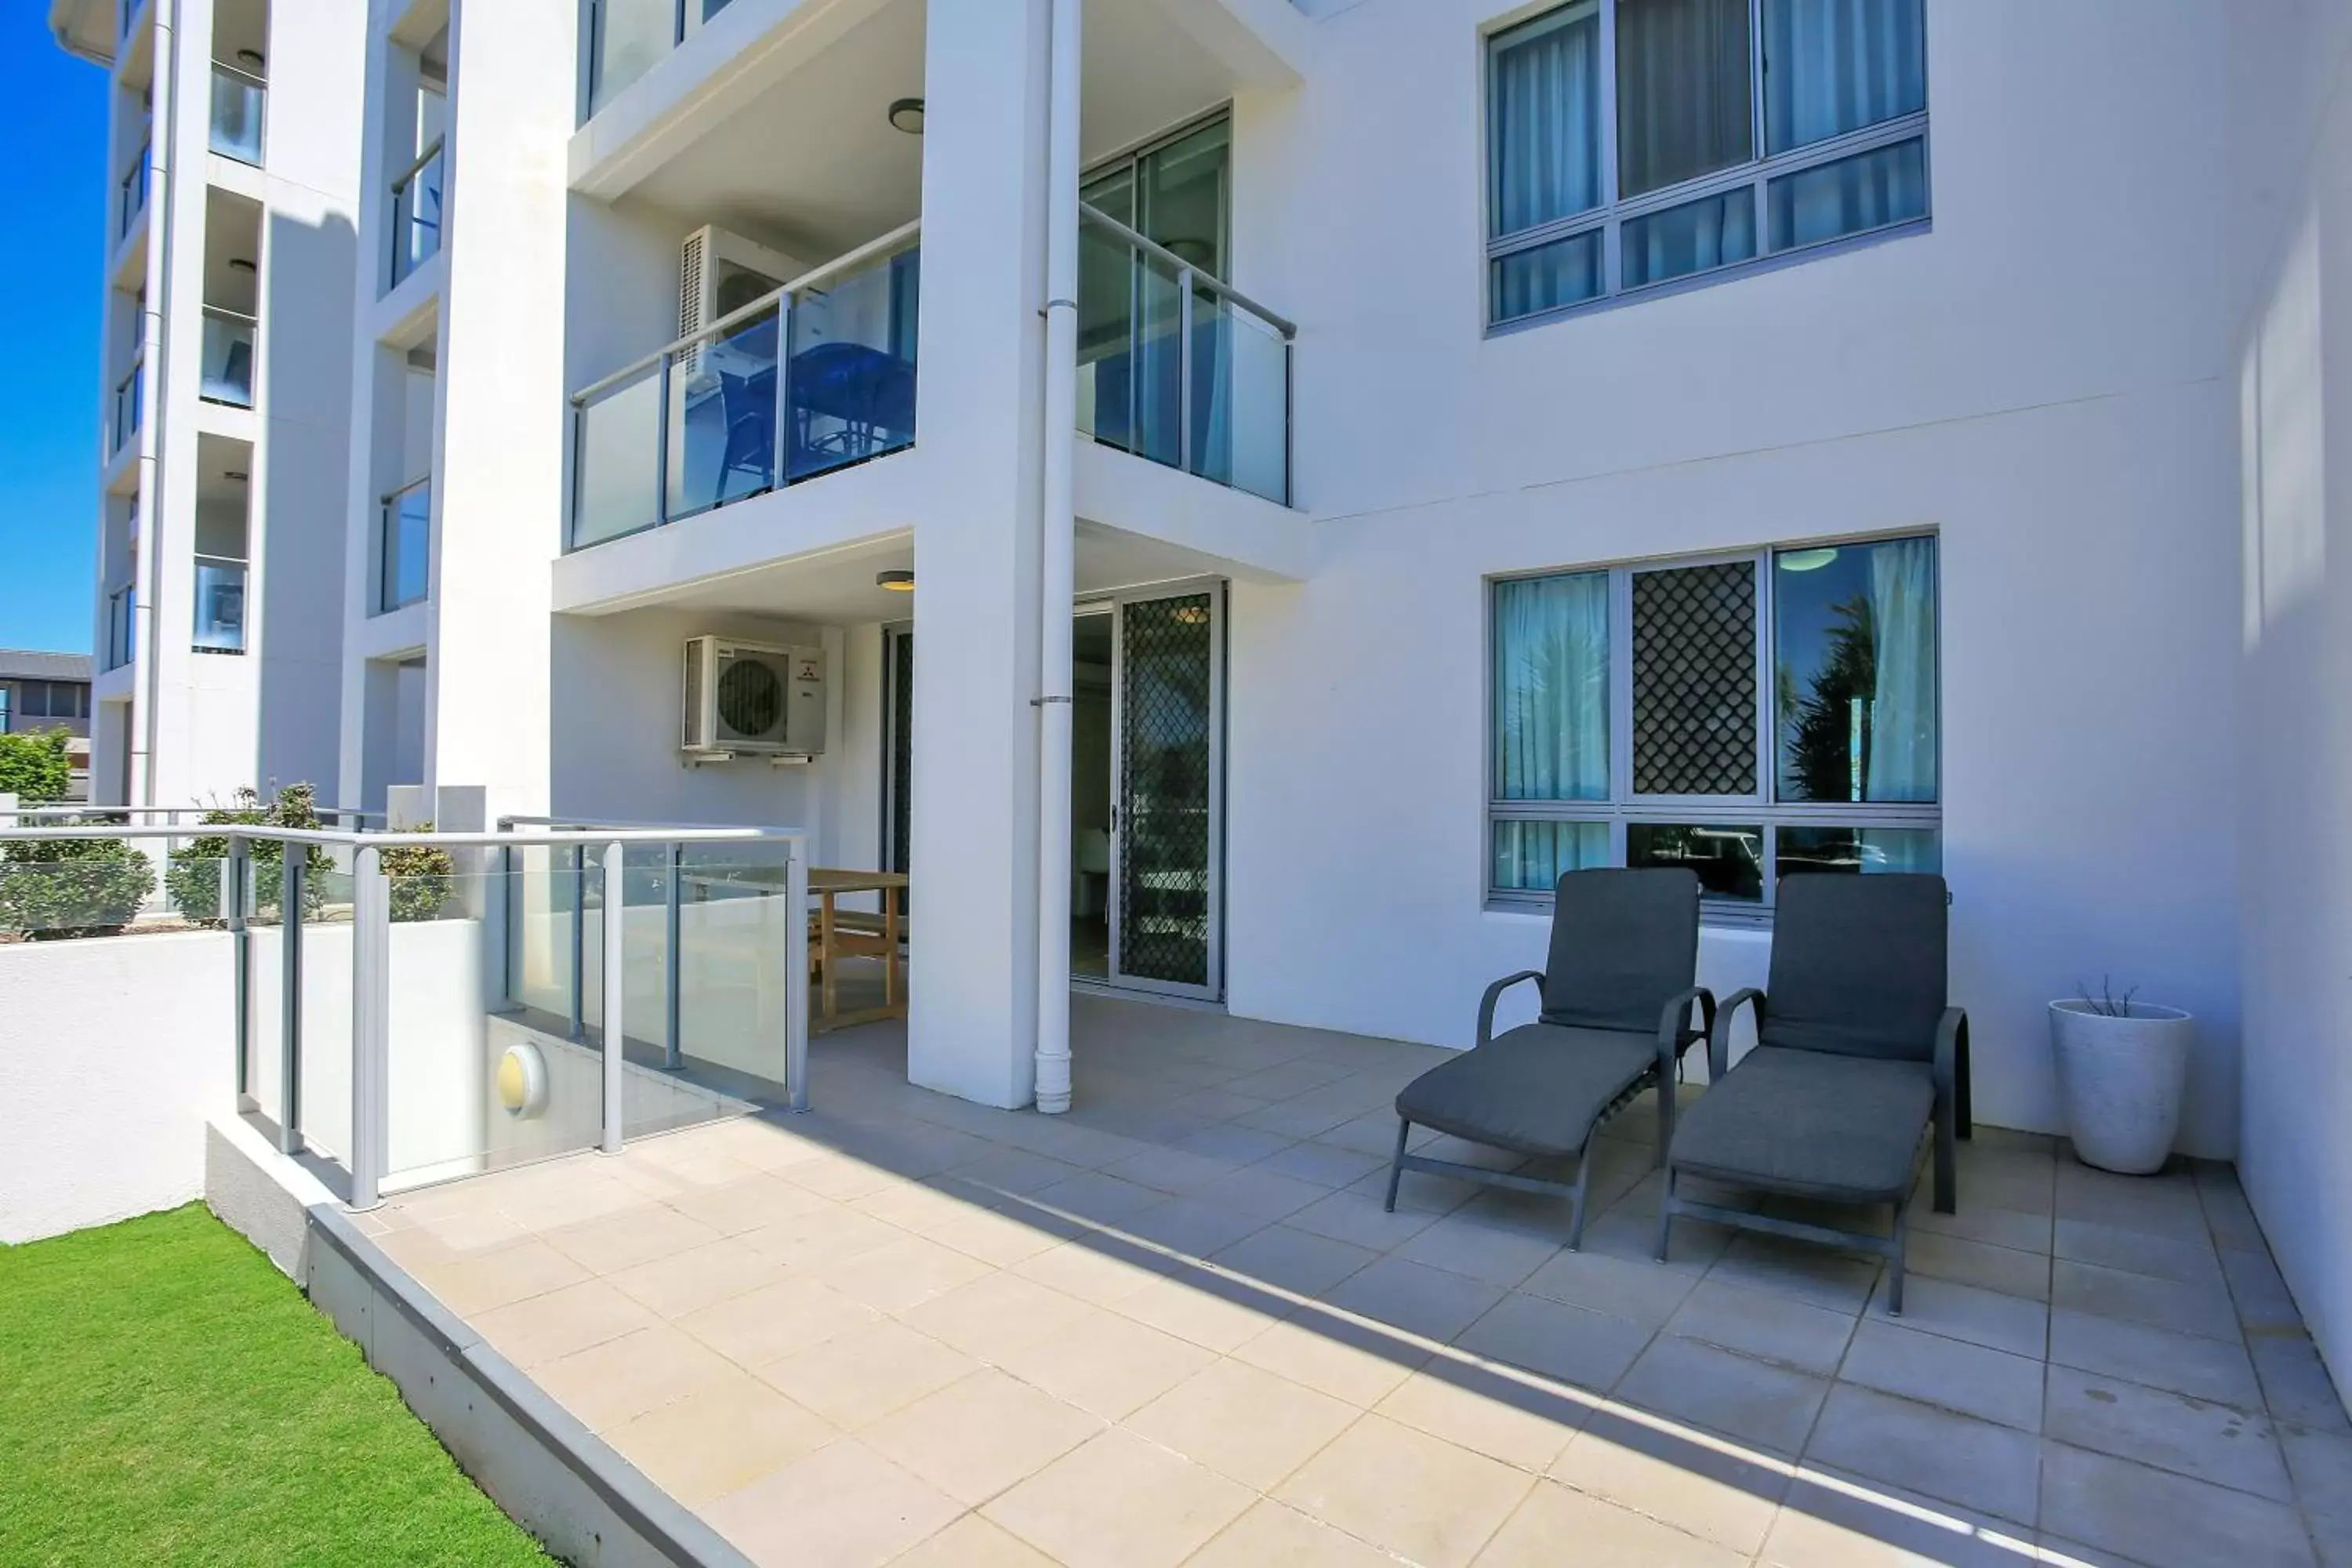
[1656, 1168, 1677, 1261]
[1566, 1144, 1595, 1251]
[1383, 1118, 1410, 1213]
[1888, 1195, 1910, 1316]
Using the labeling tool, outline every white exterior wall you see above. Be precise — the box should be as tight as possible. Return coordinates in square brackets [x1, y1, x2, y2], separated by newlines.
[2231, 0, 2352, 1427]
[73, 0, 363, 811]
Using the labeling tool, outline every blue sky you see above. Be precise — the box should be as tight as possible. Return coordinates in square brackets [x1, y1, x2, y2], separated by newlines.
[0, 13, 106, 655]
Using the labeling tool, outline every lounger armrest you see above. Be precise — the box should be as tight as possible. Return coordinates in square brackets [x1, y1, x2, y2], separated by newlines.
[1934, 1007, 1968, 1112]
[1476, 971, 1545, 1049]
[1710, 988, 1766, 1083]
[1655, 986, 1716, 1076]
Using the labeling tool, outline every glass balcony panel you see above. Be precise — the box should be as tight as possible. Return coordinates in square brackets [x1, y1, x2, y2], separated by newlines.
[199, 311, 256, 406]
[587, 0, 676, 118]
[209, 64, 265, 163]
[1076, 220, 1133, 447]
[106, 587, 135, 670]
[118, 144, 149, 240]
[573, 372, 665, 547]
[292, 856, 356, 1163]
[192, 557, 247, 652]
[673, 844, 799, 1103]
[1189, 285, 1290, 505]
[379, 482, 430, 612]
[390, 143, 444, 288]
[784, 247, 920, 483]
[666, 302, 779, 520]
[0, 835, 159, 939]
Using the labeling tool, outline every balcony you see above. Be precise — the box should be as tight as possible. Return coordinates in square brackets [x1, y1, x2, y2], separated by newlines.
[192, 556, 245, 653]
[208, 60, 266, 165]
[1078, 204, 1293, 506]
[198, 308, 256, 407]
[377, 477, 430, 613]
[569, 225, 919, 551]
[104, 585, 135, 671]
[388, 139, 445, 290]
[582, 0, 736, 121]
[117, 139, 149, 242]
[111, 358, 143, 458]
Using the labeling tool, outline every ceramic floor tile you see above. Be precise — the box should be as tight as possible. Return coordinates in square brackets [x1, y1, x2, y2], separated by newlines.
[757, 1319, 978, 1430]
[1838, 1317, 2045, 1432]
[2046, 1306, 2263, 1411]
[1906, 1229, 2053, 1304]
[2054, 1217, 2225, 1289]
[1392, 1212, 1566, 1290]
[1764, 1468, 2040, 1568]
[859, 1368, 1104, 1507]
[810, 1234, 996, 1314]
[1183, 1499, 1403, 1566]
[662, 1173, 831, 1236]
[2053, 1258, 2241, 1343]
[1229, 1312, 1430, 1407]
[604, 1239, 790, 1321]
[1708, 1232, 1882, 1315]
[531, 1321, 740, 1430]
[984, 1428, 1254, 1568]
[1667, 1276, 1859, 1376]
[992, 1306, 1215, 1420]
[408, 1237, 590, 1317]
[703, 1438, 965, 1568]
[1518, 1247, 1702, 1330]
[1283, 1190, 1443, 1251]
[1804, 1382, 2042, 1526]
[2252, 1334, 2352, 1431]
[1114, 1272, 1296, 1353]
[1210, 1225, 1381, 1298]
[2040, 1439, 2316, 1568]
[1121, 1197, 1272, 1258]
[1127, 1358, 1360, 1490]
[1323, 1255, 1507, 1344]
[470, 1278, 661, 1370]
[1613, 1332, 1830, 1457]
[1550, 1416, 1788, 1556]
[1374, 1363, 1587, 1472]
[1454, 1289, 1655, 1394]
[897, 1271, 1095, 1363]
[2043, 1363, 2291, 1501]
[1274, 1413, 1537, 1568]
[1475, 1477, 1750, 1566]
[603, 1373, 838, 1508]
[1868, 1272, 2049, 1359]
[678, 1274, 880, 1368]
[883, 1514, 1058, 1568]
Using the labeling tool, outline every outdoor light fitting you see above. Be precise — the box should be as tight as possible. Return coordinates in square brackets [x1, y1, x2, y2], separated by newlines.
[887, 97, 924, 135]
[877, 570, 915, 592]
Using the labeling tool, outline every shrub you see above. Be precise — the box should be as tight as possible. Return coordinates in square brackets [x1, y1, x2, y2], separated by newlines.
[0, 833, 155, 938]
[0, 728, 73, 807]
[379, 826, 457, 923]
[164, 783, 330, 925]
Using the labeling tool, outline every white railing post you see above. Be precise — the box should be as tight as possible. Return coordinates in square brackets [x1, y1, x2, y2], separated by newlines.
[786, 838, 809, 1112]
[278, 847, 304, 1156]
[601, 840, 626, 1152]
[350, 844, 390, 1209]
[664, 840, 683, 1069]
[227, 833, 250, 1107]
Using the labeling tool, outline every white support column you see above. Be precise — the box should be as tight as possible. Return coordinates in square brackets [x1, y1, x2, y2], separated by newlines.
[349, 844, 390, 1208]
[600, 838, 626, 1153]
[906, 0, 1053, 1109]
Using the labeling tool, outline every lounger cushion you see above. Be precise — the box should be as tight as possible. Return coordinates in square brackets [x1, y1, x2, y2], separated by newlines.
[1539, 868, 1702, 1033]
[1396, 1024, 1657, 1161]
[1669, 1047, 1933, 1203]
[1762, 873, 1948, 1062]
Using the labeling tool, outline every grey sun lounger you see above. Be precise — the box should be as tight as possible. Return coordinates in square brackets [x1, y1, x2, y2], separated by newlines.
[1657, 871, 1970, 1314]
[1385, 868, 1714, 1249]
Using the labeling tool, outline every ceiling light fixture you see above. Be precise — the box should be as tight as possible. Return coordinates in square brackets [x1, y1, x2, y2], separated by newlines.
[230, 257, 256, 273]
[887, 97, 925, 136]
[224, 470, 249, 481]
[236, 48, 264, 68]
[1777, 547, 1839, 572]
[877, 569, 915, 592]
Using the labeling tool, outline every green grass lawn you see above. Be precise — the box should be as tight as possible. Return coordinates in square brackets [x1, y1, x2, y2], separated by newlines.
[0, 1205, 552, 1566]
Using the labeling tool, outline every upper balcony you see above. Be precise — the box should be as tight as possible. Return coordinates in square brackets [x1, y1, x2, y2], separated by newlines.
[207, 56, 266, 165]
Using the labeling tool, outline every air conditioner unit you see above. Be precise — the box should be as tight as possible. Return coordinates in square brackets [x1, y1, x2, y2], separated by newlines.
[677, 226, 804, 374]
[682, 637, 826, 759]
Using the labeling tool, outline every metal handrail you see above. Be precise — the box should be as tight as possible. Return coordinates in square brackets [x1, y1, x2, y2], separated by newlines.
[381, 473, 433, 506]
[0, 804, 383, 822]
[201, 303, 259, 325]
[570, 218, 924, 405]
[211, 56, 266, 89]
[390, 136, 444, 198]
[1077, 202, 1297, 339]
[0, 822, 794, 849]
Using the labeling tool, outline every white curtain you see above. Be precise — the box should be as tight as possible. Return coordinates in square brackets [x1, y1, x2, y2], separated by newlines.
[1762, 0, 1926, 154]
[1616, 0, 1755, 197]
[1491, 5, 1602, 237]
[1866, 536, 1936, 802]
[1494, 821, 1610, 892]
[1494, 572, 1610, 801]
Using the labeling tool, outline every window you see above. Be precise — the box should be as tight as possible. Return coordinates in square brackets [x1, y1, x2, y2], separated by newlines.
[13, 681, 92, 721]
[1489, 534, 1939, 916]
[1486, 0, 1929, 327]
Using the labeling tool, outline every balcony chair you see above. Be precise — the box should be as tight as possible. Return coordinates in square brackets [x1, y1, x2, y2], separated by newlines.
[1384, 867, 1713, 1249]
[1657, 872, 1971, 1315]
[714, 371, 775, 506]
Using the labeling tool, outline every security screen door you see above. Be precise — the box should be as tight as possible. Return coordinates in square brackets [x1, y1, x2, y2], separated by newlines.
[1109, 585, 1225, 1000]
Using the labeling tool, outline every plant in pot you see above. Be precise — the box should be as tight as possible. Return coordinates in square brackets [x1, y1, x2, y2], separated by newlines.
[2050, 978, 2194, 1175]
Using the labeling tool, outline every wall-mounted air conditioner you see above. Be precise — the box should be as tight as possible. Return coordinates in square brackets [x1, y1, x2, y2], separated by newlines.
[682, 637, 826, 760]
[677, 226, 804, 374]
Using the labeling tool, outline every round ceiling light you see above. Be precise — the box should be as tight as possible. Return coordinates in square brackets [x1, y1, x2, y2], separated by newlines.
[1777, 547, 1840, 572]
[877, 569, 916, 592]
[887, 97, 925, 136]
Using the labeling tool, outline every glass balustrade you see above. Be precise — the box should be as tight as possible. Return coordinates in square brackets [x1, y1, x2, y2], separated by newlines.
[111, 360, 142, 456]
[118, 141, 149, 241]
[584, 0, 736, 120]
[389, 140, 444, 289]
[1076, 205, 1292, 506]
[569, 234, 919, 550]
[378, 479, 430, 612]
[199, 309, 256, 407]
[193, 557, 247, 653]
[106, 586, 135, 671]
[209, 62, 265, 164]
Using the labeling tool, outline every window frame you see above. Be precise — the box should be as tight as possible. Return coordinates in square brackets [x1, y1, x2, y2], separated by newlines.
[1484, 530, 1943, 924]
[1482, 0, 1932, 332]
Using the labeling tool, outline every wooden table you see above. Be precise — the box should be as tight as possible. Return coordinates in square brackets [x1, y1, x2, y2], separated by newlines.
[809, 868, 907, 1033]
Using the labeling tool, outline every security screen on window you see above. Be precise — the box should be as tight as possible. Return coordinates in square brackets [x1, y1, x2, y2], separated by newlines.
[1487, 0, 1929, 326]
[1488, 535, 1940, 913]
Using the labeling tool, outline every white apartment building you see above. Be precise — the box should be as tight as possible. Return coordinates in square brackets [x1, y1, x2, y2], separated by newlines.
[50, 0, 366, 811]
[314, 0, 2348, 1377]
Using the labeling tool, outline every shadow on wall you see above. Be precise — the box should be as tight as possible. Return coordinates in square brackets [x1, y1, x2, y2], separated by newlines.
[252, 209, 358, 797]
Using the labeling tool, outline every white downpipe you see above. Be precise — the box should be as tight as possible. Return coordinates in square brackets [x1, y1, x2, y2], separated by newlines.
[1033, 0, 1081, 1115]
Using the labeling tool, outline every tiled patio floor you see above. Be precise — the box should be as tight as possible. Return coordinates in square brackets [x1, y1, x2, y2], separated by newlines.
[365, 995, 2350, 1567]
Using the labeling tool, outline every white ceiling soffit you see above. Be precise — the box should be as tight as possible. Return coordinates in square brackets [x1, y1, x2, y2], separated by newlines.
[1136, 0, 1313, 88]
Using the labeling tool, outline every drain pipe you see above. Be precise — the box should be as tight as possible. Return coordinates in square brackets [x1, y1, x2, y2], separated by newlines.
[1033, 0, 1081, 1115]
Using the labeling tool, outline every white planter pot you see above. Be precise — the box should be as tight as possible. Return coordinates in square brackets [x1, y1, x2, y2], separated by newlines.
[2049, 1000, 2194, 1175]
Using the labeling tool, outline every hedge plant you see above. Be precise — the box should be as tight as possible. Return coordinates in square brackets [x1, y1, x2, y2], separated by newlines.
[0, 833, 155, 938]
[164, 784, 331, 926]
[380, 826, 457, 924]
